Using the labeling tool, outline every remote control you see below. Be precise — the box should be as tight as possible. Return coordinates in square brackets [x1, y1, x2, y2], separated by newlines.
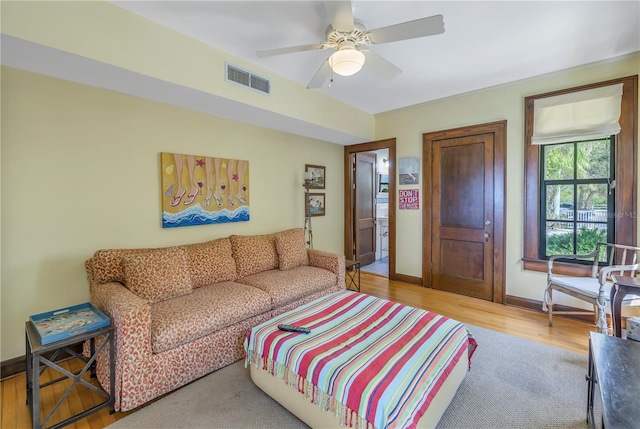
[278, 324, 311, 334]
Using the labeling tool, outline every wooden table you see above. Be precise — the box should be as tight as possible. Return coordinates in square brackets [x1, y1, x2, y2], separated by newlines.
[610, 275, 640, 338]
[587, 332, 640, 428]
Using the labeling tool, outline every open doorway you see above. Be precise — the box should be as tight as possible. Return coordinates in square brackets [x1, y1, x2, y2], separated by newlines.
[344, 139, 396, 280]
[360, 148, 389, 276]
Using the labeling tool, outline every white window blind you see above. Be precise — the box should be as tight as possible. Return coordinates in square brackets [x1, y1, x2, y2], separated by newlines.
[532, 83, 623, 145]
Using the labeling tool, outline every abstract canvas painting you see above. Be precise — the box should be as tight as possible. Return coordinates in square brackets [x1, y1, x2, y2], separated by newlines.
[161, 152, 250, 228]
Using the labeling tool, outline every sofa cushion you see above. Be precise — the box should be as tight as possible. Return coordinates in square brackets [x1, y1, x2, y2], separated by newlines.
[184, 238, 237, 288]
[275, 228, 309, 270]
[230, 233, 279, 278]
[123, 247, 192, 304]
[150, 281, 272, 353]
[92, 248, 149, 284]
[237, 265, 337, 308]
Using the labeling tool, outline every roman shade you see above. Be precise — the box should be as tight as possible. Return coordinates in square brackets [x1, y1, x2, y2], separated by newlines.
[532, 83, 623, 145]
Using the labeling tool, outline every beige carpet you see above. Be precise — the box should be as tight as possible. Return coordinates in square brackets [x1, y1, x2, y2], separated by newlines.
[107, 325, 594, 428]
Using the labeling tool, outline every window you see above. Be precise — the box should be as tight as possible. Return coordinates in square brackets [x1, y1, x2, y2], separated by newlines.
[540, 137, 614, 259]
[524, 76, 637, 275]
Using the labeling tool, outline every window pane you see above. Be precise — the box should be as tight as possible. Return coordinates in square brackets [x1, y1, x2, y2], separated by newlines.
[546, 222, 574, 256]
[544, 144, 574, 180]
[577, 139, 610, 180]
[575, 224, 608, 256]
[540, 137, 614, 260]
[545, 184, 574, 220]
[576, 183, 608, 215]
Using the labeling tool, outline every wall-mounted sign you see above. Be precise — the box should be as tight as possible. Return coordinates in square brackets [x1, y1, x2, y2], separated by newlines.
[399, 189, 419, 210]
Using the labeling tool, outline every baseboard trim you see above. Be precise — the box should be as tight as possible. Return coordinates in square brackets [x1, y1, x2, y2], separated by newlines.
[506, 295, 597, 323]
[1, 355, 26, 380]
[1, 343, 83, 381]
[395, 274, 422, 286]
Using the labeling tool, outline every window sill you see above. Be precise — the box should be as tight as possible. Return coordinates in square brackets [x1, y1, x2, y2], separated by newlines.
[522, 258, 593, 277]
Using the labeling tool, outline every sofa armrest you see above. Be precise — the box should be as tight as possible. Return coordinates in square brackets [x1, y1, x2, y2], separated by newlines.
[90, 281, 152, 361]
[307, 249, 346, 290]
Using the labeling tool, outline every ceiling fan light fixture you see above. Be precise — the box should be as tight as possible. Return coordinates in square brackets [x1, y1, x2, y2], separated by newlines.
[329, 48, 365, 76]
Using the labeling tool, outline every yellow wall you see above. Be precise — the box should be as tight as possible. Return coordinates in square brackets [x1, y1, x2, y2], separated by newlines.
[376, 52, 640, 306]
[0, 67, 345, 360]
[1, 0, 374, 142]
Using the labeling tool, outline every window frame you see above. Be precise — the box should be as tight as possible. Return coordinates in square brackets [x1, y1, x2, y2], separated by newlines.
[524, 76, 638, 276]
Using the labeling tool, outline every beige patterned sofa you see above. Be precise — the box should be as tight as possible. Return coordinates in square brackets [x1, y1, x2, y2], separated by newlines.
[85, 228, 345, 412]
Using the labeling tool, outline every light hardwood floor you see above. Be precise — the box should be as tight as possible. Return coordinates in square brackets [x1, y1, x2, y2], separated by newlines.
[2, 273, 595, 429]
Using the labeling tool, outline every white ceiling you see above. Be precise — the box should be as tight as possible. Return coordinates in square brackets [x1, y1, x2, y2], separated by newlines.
[110, 0, 640, 114]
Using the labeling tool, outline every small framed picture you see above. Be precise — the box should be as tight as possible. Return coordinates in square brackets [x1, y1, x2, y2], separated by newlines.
[379, 183, 389, 193]
[308, 193, 325, 217]
[399, 156, 420, 185]
[305, 164, 326, 189]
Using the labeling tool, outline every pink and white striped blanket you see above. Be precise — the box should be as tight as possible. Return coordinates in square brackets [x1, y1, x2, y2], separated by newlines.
[244, 291, 477, 429]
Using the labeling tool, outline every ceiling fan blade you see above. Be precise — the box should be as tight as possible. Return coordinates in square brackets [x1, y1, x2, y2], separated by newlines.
[368, 14, 445, 44]
[362, 50, 402, 80]
[323, 1, 354, 33]
[306, 59, 331, 89]
[257, 43, 324, 58]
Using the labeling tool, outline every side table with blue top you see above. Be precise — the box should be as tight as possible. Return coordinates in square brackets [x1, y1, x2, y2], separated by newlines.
[25, 303, 115, 429]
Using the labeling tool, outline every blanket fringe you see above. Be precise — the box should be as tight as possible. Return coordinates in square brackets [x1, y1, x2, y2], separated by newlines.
[245, 350, 375, 429]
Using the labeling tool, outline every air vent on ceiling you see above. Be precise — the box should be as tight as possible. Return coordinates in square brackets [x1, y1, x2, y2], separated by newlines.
[226, 63, 270, 95]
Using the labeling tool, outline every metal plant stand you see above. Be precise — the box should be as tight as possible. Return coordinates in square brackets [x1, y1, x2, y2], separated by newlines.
[303, 177, 313, 248]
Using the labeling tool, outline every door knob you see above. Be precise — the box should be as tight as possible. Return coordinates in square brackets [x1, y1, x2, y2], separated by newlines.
[484, 232, 490, 242]
[485, 220, 492, 225]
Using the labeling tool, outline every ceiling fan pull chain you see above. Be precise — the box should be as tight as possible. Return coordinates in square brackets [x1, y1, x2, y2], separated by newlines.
[329, 56, 333, 87]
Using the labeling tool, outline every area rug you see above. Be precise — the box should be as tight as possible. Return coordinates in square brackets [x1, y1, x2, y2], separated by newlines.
[107, 325, 594, 428]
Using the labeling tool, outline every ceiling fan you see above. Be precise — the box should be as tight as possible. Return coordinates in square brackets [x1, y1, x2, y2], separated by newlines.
[256, 1, 445, 89]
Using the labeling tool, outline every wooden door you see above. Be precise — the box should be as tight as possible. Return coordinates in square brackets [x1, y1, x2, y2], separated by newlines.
[431, 133, 494, 300]
[355, 152, 377, 266]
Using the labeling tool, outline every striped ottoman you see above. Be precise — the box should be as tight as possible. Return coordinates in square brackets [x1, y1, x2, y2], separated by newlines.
[244, 291, 477, 429]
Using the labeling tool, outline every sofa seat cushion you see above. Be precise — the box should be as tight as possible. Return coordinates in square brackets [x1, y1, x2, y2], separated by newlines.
[150, 282, 271, 354]
[237, 266, 337, 308]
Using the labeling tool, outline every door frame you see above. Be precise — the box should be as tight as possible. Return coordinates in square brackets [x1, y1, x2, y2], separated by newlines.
[344, 138, 397, 280]
[422, 121, 507, 304]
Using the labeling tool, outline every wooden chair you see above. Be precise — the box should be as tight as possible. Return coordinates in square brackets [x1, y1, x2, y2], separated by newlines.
[543, 242, 640, 333]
